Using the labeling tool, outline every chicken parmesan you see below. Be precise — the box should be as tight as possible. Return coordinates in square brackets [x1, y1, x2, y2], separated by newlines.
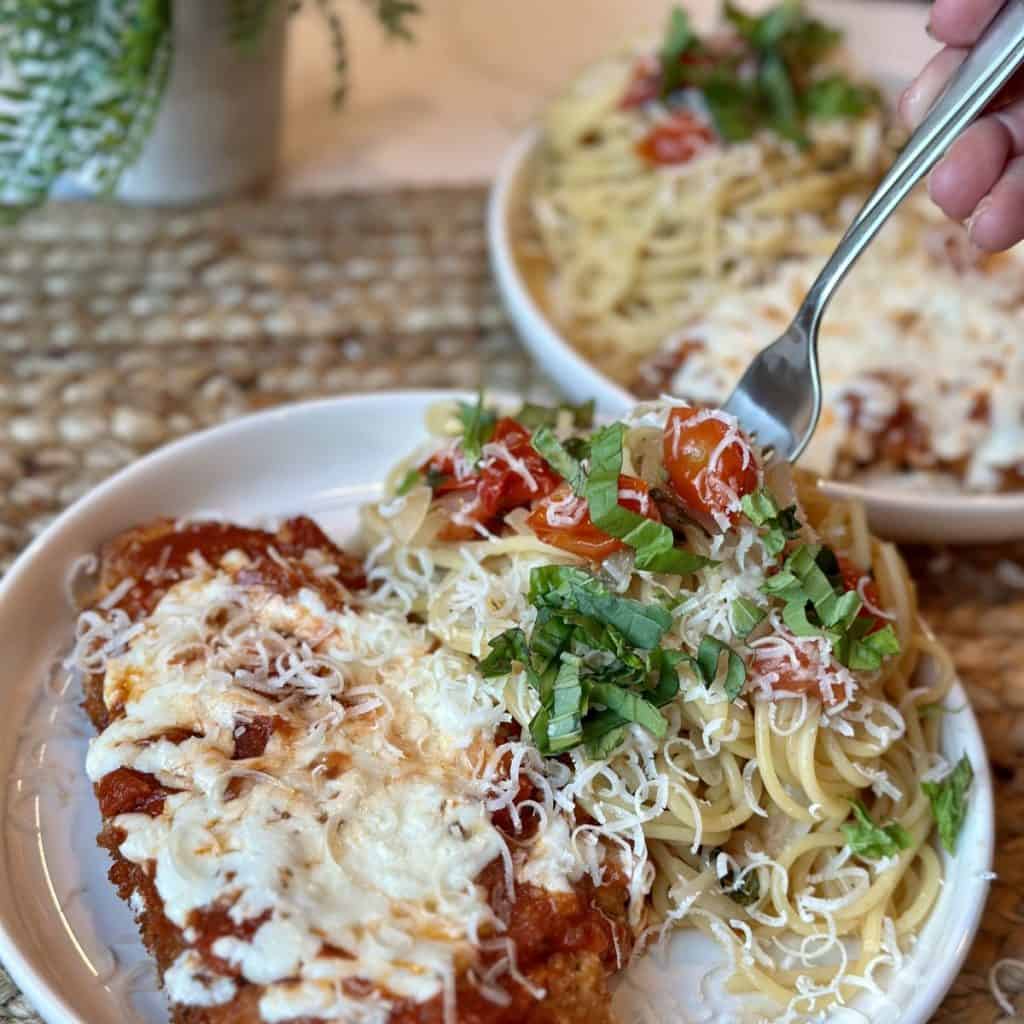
[75, 517, 630, 1024]
[72, 395, 975, 1023]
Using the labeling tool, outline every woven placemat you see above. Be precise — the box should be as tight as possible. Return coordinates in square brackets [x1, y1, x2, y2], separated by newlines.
[2, 191, 1023, 1024]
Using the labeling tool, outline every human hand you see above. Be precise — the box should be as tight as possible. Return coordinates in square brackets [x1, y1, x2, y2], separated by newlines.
[900, 0, 1024, 251]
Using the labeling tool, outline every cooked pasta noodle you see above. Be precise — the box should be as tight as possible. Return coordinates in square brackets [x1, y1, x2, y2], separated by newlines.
[358, 396, 965, 1021]
[518, 46, 894, 385]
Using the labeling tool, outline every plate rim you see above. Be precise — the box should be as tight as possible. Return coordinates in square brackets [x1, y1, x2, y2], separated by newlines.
[0, 390, 996, 1024]
[485, 29, 1024, 540]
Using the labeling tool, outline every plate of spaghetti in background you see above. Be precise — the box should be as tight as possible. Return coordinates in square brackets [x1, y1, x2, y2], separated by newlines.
[488, 0, 1024, 543]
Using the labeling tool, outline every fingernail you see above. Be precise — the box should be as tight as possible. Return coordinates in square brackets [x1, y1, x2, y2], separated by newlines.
[901, 81, 927, 129]
[966, 196, 993, 240]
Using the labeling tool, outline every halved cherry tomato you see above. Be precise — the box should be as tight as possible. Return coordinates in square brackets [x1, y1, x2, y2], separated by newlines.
[527, 475, 659, 562]
[836, 556, 882, 613]
[662, 406, 758, 528]
[835, 554, 891, 633]
[636, 112, 715, 165]
[749, 636, 849, 706]
[422, 418, 561, 541]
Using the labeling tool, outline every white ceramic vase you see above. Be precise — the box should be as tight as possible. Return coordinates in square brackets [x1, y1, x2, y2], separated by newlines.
[111, 0, 288, 204]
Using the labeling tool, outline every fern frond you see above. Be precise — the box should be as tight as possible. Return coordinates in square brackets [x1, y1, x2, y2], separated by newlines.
[228, 0, 278, 51]
[0, 0, 173, 217]
[312, 0, 348, 108]
[362, 0, 420, 42]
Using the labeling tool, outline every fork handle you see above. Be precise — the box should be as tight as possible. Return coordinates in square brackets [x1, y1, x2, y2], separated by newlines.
[794, 0, 1024, 335]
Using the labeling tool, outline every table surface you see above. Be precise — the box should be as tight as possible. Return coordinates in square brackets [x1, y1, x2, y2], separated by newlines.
[1, 191, 1024, 1024]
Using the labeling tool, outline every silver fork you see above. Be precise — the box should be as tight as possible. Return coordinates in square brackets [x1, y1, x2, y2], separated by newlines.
[723, 0, 1024, 462]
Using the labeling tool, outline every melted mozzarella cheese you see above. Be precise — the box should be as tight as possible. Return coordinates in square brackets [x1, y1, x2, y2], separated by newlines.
[85, 569, 526, 1019]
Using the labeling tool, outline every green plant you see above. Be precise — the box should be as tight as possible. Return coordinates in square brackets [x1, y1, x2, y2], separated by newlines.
[0, 0, 421, 219]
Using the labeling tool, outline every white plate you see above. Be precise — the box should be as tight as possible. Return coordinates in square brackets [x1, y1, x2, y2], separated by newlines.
[0, 392, 994, 1024]
[486, 0, 1024, 545]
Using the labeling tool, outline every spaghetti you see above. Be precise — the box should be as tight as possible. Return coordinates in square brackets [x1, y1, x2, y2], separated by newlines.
[519, 4, 894, 385]
[361, 395, 972, 1021]
[517, 2, 1024, 491]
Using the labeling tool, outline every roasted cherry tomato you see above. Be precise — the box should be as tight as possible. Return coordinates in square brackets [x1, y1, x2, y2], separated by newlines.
[527, 475, 659, 562]
[636, 111, 715, 165]
[423, 418, 561, 541]
[835, 554, 891, 632]
[836, 556, 883, 613]
[749, 637, 849, 707]
[662, 405, 758, 528]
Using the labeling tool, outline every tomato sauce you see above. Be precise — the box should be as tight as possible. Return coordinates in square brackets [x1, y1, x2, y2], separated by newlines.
[231, 715, 278, 760]
[189, 905, 272, 978]
[100, 516, 365, 619]
[382, 861, 630, 1024]
[96, 766, 171, 818]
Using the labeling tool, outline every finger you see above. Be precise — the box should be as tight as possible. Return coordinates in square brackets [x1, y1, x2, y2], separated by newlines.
[992, 91, 1024, 149]
[967, 155, 1024, 250]
[929, 118, 1012, 221]
[899, 48, 965, 130]
[928, 0, 1001, 46]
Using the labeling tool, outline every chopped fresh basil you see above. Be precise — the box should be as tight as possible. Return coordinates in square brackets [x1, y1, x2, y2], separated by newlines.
[457, 392, 497, 467]
[589, 680, 668, 738]
[922, 754, 973, 854]
[759, 51, 805, 145]
[479, 565, 687, 757]
[660, 6, 696, 97]
[544, 653, 586, 753]
[840, 621, 900, 672]
[563, 436, 592, 462]
[395, 464, 449, 495]
[702, 73, 758, 142]
[693, 634, 747, 701]
[652, 1, 876, 149]
[804, 73, 878, 118]
[531, 426, 588, 497]
[516, 399, 595, 432]
[740, 488, 778, 526]
[479, 627, 529, 677]
[721, 863, 761, 906]
[529, 610, 577, 675]
[529, 565, 671, 650]
[740, 487, 800, 556]
[395, 468, 422, 496]
[586, 423, 714, 575]
[841, 800, 911, 860]
[583, 720, 627, 759]
[731, 597, 766, 638]
[760, 543, 900, 672]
